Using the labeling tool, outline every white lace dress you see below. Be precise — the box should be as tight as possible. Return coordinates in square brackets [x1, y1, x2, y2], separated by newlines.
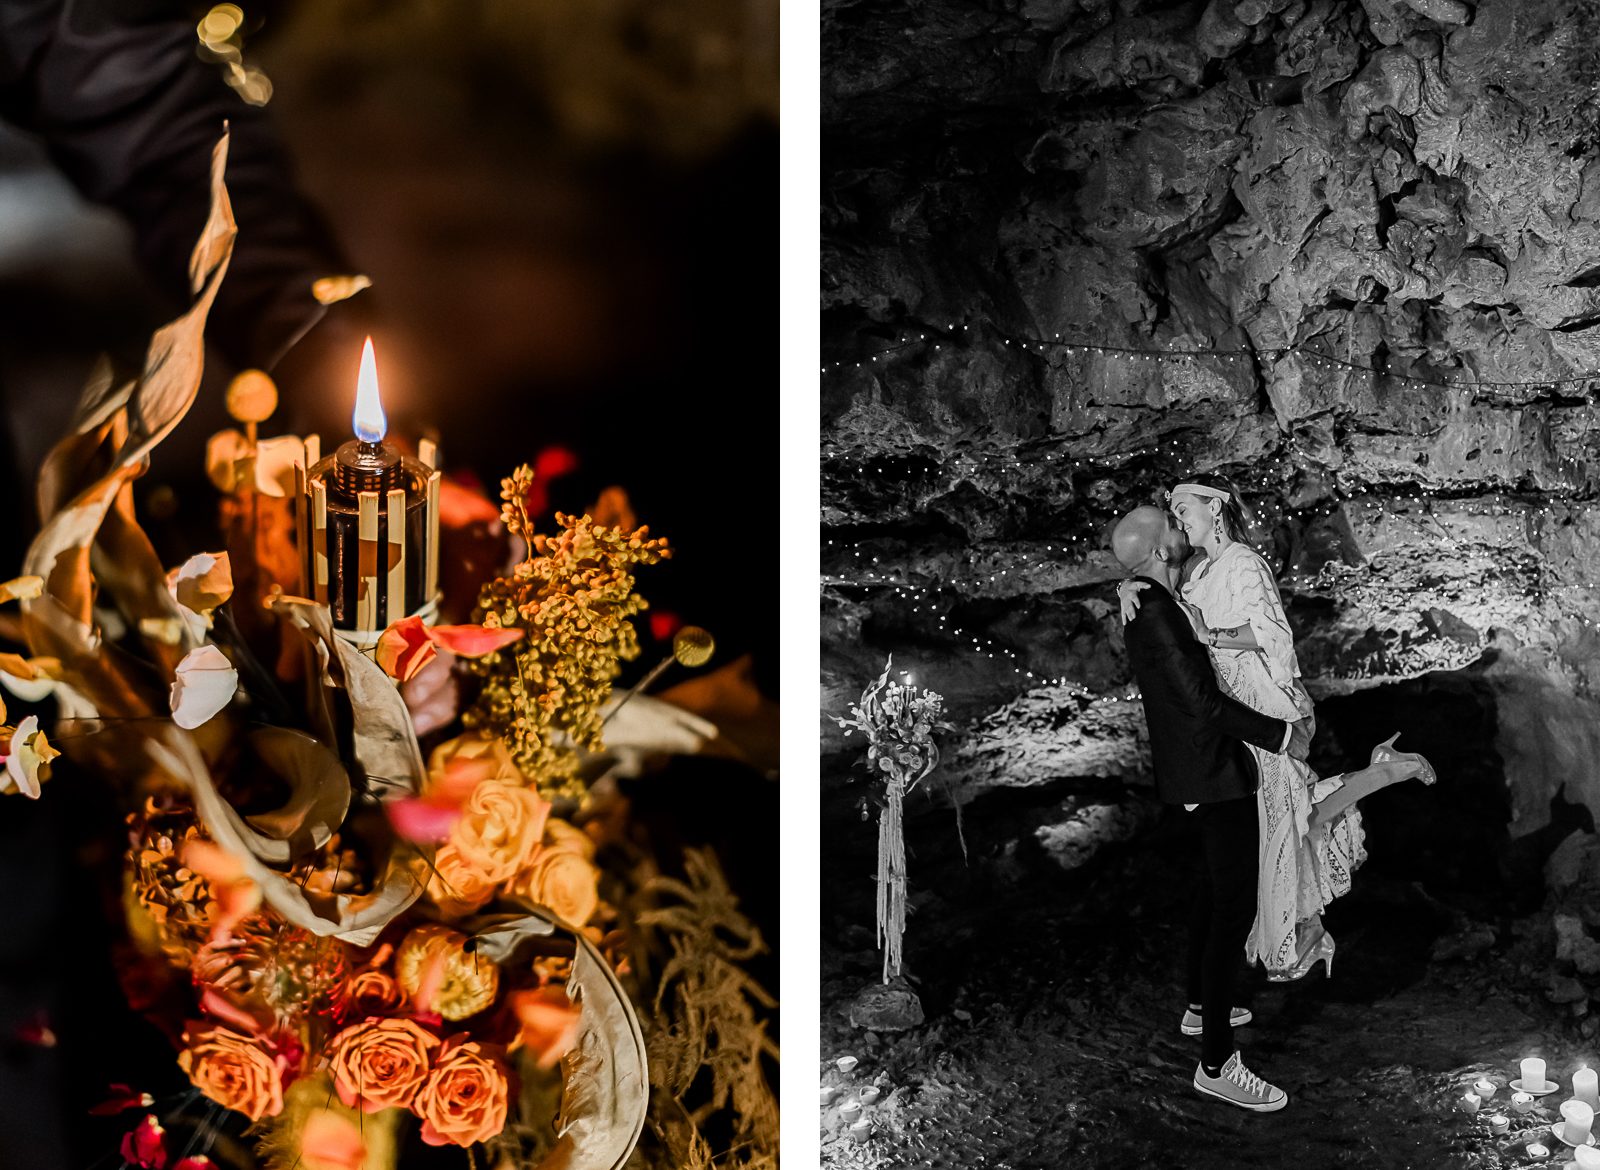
[1181, 542, 1366, 978]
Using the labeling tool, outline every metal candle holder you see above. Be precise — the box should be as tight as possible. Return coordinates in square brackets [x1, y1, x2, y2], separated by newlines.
[294, 433, 441, 641]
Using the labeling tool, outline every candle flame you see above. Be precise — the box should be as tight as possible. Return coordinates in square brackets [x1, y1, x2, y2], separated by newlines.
[353, 337, 386, 443]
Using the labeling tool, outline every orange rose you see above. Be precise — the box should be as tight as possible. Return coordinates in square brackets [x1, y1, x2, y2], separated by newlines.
[326, 1018, 440, 1113]
[177, 1024, 284, 1121]
[504, 819, 600, 927]
[343, 968, 407, 1021]
[414, 1037, 510, 1148]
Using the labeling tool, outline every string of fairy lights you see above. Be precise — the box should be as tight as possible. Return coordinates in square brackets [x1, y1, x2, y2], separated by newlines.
[821, 325, 1600, 681]
[822, 318, 1600, 399]
[823, 538, 1600, 691]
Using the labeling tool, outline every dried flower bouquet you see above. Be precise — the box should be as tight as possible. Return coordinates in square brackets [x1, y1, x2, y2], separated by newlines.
[0, 131, 776, 1170]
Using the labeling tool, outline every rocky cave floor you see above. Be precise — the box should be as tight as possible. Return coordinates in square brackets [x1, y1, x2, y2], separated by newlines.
[820, 816, 1592, 1170]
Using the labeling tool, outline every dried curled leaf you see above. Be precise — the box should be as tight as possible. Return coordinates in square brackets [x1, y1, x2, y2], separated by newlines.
[22, 129, 237, 713]
[465, 909, 647, 1170]
[240, 727, 352, 861]
[146, 731, 423, 946]
[267, 594, 426, 797]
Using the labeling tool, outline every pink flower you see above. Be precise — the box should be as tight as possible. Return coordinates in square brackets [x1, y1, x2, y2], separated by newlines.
[509, 986, 583, 1069]
[376, 616, 437, 682]
[120, 1115, 166, 1169]
[376, 617, 523, 683]
[89, 1084, 155, 1116]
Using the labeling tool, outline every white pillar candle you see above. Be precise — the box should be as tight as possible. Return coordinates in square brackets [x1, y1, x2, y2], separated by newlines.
[1525, 1057, 1551, 1094]
[1512, 1091, 1535, 1114]
[1461, 1092, 1482, 1114]
[1488, 1113, 1510, 1135]
[1474, 1077, 1498, 1101]
[1562, 1100, 1595, 1146]
[1576, 1147, 1600, 1170]
[1578, 1067, 1600, 1110]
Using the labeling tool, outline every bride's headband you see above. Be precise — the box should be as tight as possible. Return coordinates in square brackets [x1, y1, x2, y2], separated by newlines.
[1168, 482, 1232, 502]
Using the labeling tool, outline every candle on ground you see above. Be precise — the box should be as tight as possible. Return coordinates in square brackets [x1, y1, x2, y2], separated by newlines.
[1561, 1100, 1595, 1146]
[1488, 1113, 1510, 1135]
[1524, 1057, 1551, 1094]
[1527, 1142, 1549, 1159]
[1578, 1067, 1600, 1110]
[1475, 1078, 1498, 1101]
[1512, 1092, 1535, 1114]
[1461, 1092, 1482, 1114]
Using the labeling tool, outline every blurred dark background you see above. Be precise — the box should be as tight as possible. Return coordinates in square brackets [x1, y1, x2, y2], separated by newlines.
[0, 1, 776, 1166]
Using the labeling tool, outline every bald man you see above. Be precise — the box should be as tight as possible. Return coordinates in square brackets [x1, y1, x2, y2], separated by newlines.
[1112, 505, 1308, 1113]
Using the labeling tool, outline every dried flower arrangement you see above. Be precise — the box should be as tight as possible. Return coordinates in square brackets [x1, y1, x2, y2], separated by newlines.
[833, 657, 955, 982]
[0, 131, 776, 1170]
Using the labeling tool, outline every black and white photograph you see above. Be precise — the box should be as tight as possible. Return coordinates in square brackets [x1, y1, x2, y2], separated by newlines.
[820, 1, 1600, 1165]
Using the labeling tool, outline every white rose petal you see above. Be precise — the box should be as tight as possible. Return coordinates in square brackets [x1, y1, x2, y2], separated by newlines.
[170, 644, 239, 729]
[166, 551, 234, 619]
[4, 715, 42, 798]
[0, 669, 55, 704]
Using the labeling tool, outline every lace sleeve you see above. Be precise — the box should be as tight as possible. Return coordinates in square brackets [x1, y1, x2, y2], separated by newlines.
[1227, 550, 1303, 689]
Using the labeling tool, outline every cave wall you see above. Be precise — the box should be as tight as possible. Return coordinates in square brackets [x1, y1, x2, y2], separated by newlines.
[820, 0, 1600, 856]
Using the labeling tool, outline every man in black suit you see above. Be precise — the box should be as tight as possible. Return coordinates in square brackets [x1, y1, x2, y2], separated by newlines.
[1112, 505, 1309, 1113]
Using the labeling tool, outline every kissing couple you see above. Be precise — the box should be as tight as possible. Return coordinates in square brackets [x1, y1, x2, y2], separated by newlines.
[1111, 475, 1436, 1112]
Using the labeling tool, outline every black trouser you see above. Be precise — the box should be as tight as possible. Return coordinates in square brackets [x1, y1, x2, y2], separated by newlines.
[1184, 793, 1260, 1069]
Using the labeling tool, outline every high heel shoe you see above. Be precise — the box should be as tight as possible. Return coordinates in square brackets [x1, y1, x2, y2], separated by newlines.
[1371, 732, 1437, 786]
[1268, 928, 1336, 982]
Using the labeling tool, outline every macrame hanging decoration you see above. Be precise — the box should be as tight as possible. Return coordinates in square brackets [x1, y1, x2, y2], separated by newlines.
[833, 656, 951, 983]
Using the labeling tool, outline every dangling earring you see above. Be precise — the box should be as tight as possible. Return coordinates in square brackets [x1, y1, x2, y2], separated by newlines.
[1212, 512, 1224, 541]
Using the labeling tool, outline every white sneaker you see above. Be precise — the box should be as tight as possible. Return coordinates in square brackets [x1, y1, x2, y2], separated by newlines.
[1180, 1006, 1252, 1036]
[1193, 1053, 1288, 1112]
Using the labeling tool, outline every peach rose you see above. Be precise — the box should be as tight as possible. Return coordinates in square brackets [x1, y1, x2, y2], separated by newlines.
[424, 734, 523, 804]
[425, 848, 499, 918]
[451, 780, 550, 883]
[504, 819, 600, 927]
[326, 1017, 440, 1113]
[425, 780, 550, 916]
[395, 924, 500, 1021]
[414, 1037, 511, 1148]
[177, 1023, 285, 1121]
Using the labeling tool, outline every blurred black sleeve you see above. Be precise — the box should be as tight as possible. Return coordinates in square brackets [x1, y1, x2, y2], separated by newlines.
[0, 0, 357, 372]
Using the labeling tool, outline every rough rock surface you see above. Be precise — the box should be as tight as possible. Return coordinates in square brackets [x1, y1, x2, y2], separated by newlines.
[822, 0, 1600, 866]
